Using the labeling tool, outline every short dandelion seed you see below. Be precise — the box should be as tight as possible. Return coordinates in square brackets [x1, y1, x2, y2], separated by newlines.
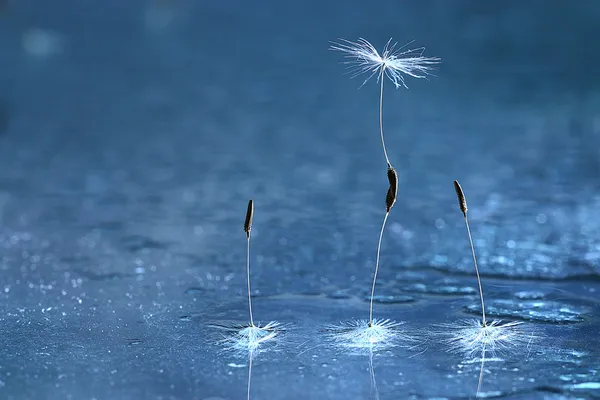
[210, 199, 285, 400]
[216, 200, 283, 354]
[429, 181, 537, 397]
[427, 181, 540, 400]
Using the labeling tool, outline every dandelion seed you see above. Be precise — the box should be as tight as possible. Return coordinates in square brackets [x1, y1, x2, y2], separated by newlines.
[453, 180, 487, 327]
[326, 173, 407, 350]
[330, 37, 440, 167]
[213, 200, 282, 356]
[326, 36, 437, 352]
[431, 181, 536, 363]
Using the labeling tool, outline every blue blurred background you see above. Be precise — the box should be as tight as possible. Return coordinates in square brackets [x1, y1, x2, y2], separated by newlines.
[0, 1, 599, 399]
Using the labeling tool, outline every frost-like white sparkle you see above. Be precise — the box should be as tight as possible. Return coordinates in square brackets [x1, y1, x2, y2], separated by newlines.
[433, 319, 533, 357]
[215, 321, 283, 354]
[211, 320, 284, 400]
[325, 318, 412, 351]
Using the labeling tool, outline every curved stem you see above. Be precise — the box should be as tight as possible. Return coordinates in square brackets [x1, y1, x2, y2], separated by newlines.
[379, 67, 391, 167]
[369, 211, 389, 326]
[247, 237, 254, 327]
[464, 215, 486, 327]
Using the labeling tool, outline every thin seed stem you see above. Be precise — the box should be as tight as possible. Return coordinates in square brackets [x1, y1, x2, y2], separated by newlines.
[379, 67, 391, 167]
[369, 348, 380, 400]
[247, 237, 254, 327]
[247, 350, 254, 400]
[477, 345, 486, 398]
[464, 215, 486, 327]
[369, 211, 389, 326]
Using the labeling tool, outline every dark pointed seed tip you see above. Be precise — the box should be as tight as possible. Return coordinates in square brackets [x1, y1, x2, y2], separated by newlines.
[453, 180, 468, 216]
[244, 199, 254, 238]
[387, 166, 397, 186]
[386, 167, 398, 212]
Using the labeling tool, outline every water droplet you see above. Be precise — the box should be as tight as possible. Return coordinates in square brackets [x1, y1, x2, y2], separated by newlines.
[185, 287, 205, 295]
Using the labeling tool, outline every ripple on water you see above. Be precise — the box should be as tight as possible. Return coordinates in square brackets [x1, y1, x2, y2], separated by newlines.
[326, 290, 352, 299]
[363, 294, 416, 304]
[465, 299, 587, 323]
[402, 282, 477, 296]
[514, 291, 547, 300]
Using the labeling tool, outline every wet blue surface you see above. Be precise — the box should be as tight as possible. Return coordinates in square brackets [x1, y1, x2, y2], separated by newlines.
[1, 1, 600, 399]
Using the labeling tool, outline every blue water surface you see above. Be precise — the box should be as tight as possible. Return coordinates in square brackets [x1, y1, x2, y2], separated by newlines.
[0, 1, 599, 399]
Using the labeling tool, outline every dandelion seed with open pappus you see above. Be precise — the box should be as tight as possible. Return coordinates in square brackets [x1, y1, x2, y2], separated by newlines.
[325, 36, 438, 351]
[330, 37, 440, 167]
